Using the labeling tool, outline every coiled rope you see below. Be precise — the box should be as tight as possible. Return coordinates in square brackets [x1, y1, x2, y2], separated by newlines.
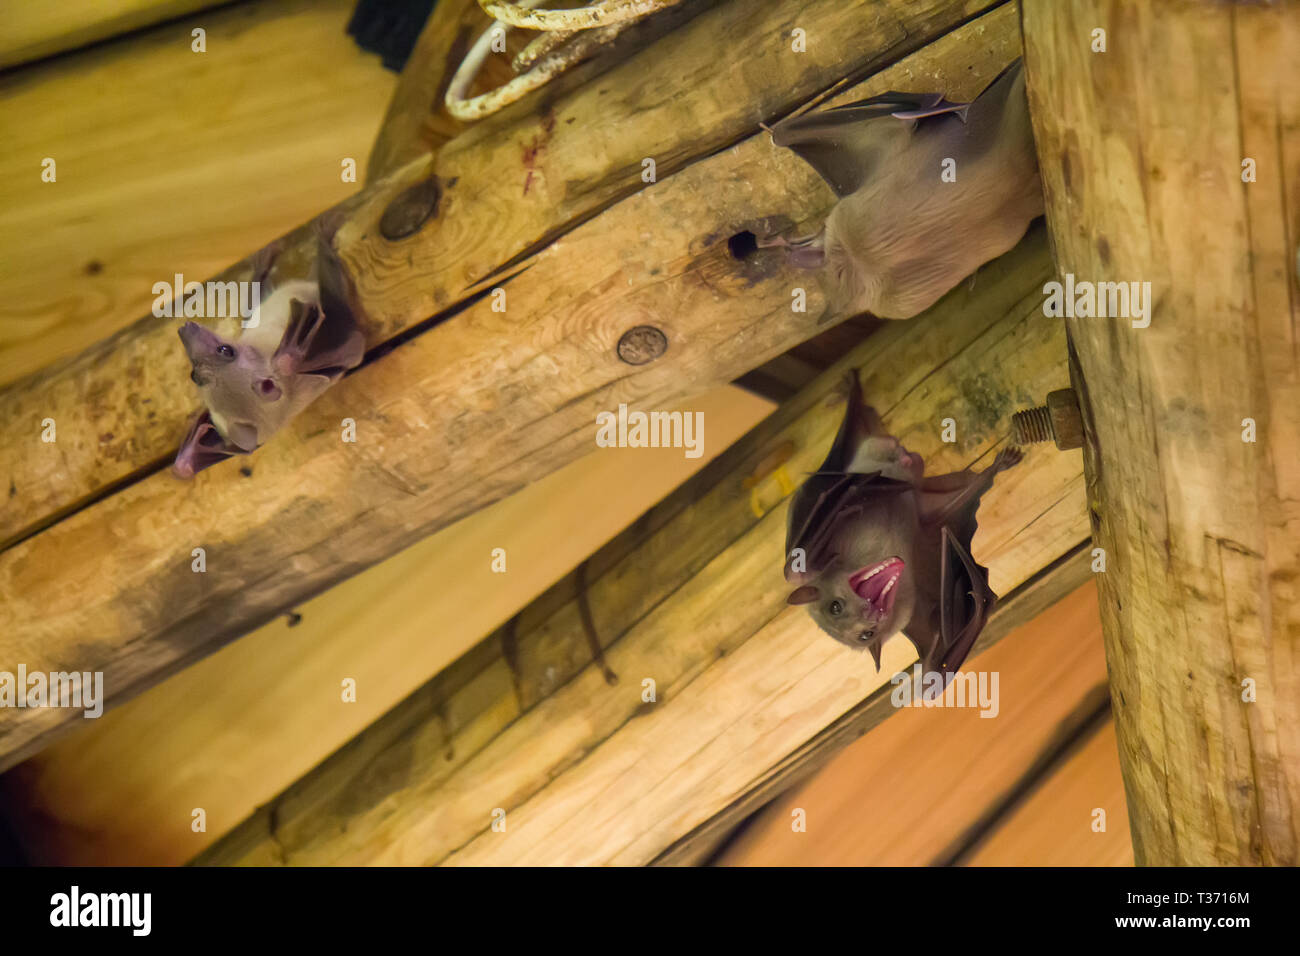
[445, 0, 684, 121]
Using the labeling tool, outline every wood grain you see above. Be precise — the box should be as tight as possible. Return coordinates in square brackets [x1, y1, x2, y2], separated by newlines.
[713, 582, 1113, 866]
[965, 721, 1133, 866]
[0, 385, 773, 866]
[0, 0, 395, 390]
[0, 0, 222, 70]
[1024, 0, 1300, 864]
[194, 217, 1089, 866]
[0, 0, 1006, 549]
[0, 3, 1024, 770]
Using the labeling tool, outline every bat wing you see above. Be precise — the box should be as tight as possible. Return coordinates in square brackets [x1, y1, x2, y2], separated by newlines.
[935, 523, 996, 672]
[816, 371, 887, 472]
[172, 410, 250, 478]
[272, 229, 367, 384]
[272, 296, 365, 384]
[902, 447, 1021, 690]
[785, 372, 912, 582]
[783, 470, 912, 583]
[770, 91, 970, 198]
[898, 524, 996, 697]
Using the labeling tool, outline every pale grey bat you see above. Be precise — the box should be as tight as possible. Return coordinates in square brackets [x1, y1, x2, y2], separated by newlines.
[784, 372, 1020, 681]
[763, 59, 1043, 319]
[173, 226, 366, 478]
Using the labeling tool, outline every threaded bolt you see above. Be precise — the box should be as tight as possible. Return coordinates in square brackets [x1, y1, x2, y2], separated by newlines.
[1012, 388, 1083, 450]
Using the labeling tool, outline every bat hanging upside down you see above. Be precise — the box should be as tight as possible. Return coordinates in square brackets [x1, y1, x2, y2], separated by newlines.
[784, 372, 1020, 684]
[172, 223, 366, 478]
[762, 58, 1044, 320]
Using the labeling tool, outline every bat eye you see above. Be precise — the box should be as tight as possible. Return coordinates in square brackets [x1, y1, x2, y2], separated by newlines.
[828, 600, 844, 616]
[859, 630, 875, 641]
[216, 344, 236, 360]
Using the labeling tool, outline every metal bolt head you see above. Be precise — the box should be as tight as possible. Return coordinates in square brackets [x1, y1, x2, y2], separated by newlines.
[617, 326, 667, 365]
[1012, 388, 1084, 450]
[1045, 389, 1084, 450]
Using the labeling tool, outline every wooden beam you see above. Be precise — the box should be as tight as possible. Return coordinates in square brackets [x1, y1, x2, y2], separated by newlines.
[659, 547, 1095, 866]
[0, 0, 395, 392]
[1023, 0, 1300, 864]
[0, 1, 1017, 769]
[0, 0, 1005, 550]
[0, 385, 772, 866]
[706, 579, 1108, 867]
[364, 0, 717, 184]
[0, 0, 222, 70]
[193, 219, 1089, 866]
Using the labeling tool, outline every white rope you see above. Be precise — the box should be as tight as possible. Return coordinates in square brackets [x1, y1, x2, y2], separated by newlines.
[445, 0, 683, 121]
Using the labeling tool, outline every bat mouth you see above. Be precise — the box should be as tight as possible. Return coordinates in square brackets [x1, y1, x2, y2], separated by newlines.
[848, 557, 905, 617]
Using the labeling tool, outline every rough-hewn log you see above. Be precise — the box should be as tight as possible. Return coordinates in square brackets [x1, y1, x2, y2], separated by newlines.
[0, 1, 1020, 771]
[0, 0, 1006, 549]
[194, 220, 1090, 866]
[0, 0, 394, 393]
[1023, 0, 1300, 864]
[656, 546, 1095, 866]
[0, 384, 773, 865]
[0, 0, 219, 70]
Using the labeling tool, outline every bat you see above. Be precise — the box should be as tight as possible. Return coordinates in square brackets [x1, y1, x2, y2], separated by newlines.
[172, 222, 366, 478]
[762, 59, 1043, 320]
[784, 372, 1020, 686]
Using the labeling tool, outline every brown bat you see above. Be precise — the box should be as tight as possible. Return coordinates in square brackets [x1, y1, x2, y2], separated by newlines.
[784, 372, 1020, 683]
[173, 225, 366, 478]
[762, 59, 1043, 319]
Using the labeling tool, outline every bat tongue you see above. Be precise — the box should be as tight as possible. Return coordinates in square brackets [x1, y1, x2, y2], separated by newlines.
[849, 557, 904, 615]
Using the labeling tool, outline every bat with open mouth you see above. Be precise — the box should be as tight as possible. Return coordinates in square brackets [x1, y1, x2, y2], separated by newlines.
[172, 223, 367, 479]
[784, 372, 1020, 683]
[761, 59, 1043, 320]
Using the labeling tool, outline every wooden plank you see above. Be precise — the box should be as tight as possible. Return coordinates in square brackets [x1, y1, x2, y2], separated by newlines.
[0, 385, 773, 866]
[0, 2, 1021, 769]
[0, 0, 222, 70]
[0, 0, 395, 391]
[964, 721, 1133, 866]
[0, 0, 1006, 550]
[1024, 0, 1300, 864]
[680, 571, 1101, 867]
[193, 216, 1089, 866]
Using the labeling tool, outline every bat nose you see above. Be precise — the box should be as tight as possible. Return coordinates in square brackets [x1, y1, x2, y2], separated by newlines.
[190, 367, 207, 386]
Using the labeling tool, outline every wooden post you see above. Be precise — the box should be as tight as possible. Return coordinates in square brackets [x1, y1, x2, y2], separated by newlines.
[1023, 0, 1300, 864]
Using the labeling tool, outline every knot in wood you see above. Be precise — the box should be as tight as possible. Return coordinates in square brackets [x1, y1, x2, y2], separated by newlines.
[617, 326, 667, 365]
[380, 178, 442, 240]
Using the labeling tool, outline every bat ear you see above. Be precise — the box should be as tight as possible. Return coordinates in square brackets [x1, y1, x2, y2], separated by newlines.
[787, 585, 820, 605]
[253, 377, 283, 401]
[865, 636, 883, 671]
